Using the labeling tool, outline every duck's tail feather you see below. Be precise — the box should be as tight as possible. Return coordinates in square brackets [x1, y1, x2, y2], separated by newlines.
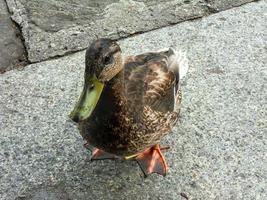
[167, 48, 189, 80]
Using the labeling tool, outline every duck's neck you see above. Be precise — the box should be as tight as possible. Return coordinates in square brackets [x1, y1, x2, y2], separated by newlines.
[105, 69, 125, 100]
[88, 69, 124, 123]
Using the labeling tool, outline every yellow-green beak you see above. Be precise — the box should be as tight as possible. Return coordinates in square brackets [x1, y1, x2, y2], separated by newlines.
[69, 75, 104, 123]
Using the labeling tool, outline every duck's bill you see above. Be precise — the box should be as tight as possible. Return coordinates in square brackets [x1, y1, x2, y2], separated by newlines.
[69, 75, 104, 123]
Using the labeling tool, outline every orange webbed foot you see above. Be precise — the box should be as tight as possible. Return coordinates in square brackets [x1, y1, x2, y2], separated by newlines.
[91, 148, 118, 161]
[135, 144, 169, 177]
[83, 142, 118, 161]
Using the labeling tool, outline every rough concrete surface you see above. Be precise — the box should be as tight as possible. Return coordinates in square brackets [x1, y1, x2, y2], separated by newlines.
[0, 1, 266, 200]
[0, 0, 26, 73]
[6, 0, 257, 63]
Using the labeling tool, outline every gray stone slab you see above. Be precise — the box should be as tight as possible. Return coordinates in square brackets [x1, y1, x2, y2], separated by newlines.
[0, 1, 266, 199]
[0, 0, 26, 73]
[207, 0, 259, 11]
[6, 0, 257, 63]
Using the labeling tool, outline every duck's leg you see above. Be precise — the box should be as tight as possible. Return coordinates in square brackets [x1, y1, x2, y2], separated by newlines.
[83, 142, 118, 160]
[135, 144, 168, 176]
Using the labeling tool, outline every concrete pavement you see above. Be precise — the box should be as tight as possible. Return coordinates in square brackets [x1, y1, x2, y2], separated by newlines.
[6, 0, 257, 63]
[0, 1, 266, 199]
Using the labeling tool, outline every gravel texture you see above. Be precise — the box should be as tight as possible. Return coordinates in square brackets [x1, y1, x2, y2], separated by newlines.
[0, 1, 266, 199]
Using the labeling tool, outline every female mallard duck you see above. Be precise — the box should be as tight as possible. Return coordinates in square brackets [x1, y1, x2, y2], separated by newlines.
[70, 38, 188, 176]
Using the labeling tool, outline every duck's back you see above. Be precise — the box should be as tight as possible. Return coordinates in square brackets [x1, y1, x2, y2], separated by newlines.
[123, 48, 187, 118]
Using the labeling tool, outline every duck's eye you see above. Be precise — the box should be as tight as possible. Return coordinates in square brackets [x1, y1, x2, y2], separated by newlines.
[104, 55, 112, 65]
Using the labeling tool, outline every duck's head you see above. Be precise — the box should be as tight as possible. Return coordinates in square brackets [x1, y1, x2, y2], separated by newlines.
[69, 38, 123, 123]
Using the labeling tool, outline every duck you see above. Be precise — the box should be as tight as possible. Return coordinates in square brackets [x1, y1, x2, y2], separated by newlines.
[69, 38, 188, 176]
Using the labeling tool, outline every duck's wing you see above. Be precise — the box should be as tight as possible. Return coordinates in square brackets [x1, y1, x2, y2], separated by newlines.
[123, 48, 188, 118]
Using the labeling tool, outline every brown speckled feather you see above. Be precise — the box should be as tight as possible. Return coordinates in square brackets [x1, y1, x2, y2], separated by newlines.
[114, 50, 181, 152]
[123, 51, 178, 114]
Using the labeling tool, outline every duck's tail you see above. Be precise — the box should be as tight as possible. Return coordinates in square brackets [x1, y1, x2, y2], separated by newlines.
[167, 48, 189, 80]
[165, 48, 188, 113]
